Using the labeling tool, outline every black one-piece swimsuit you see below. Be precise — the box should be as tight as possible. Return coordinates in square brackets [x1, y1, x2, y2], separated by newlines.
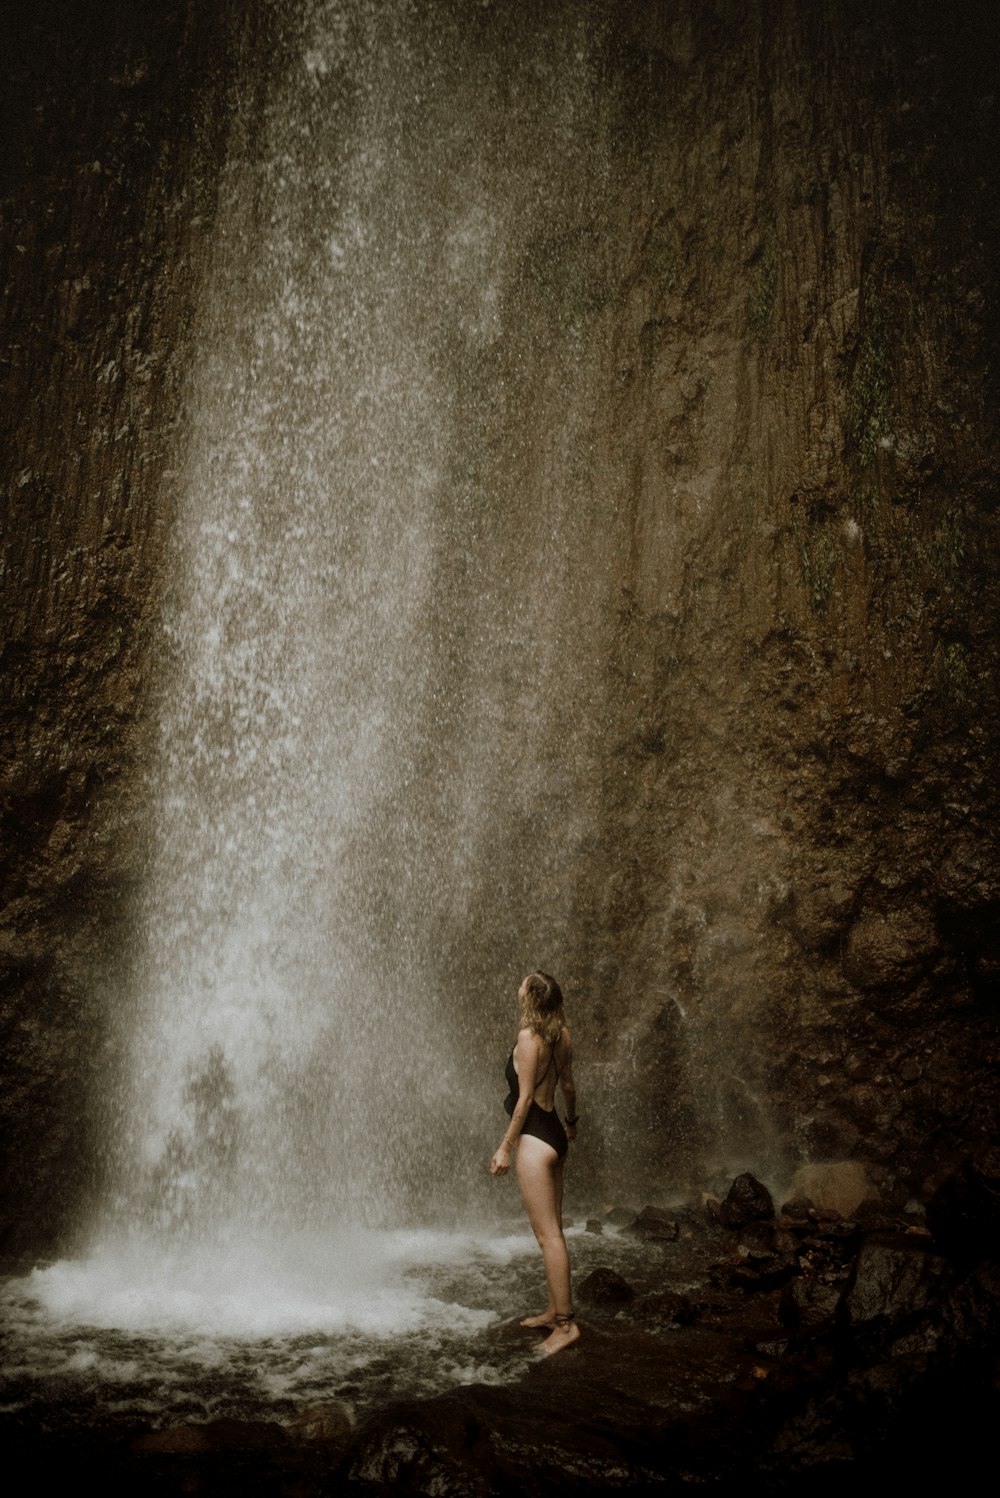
[503, 1045, 568, 1160]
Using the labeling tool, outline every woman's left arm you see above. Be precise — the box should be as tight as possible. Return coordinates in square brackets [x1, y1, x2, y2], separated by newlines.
[490, 1029, 538, 1176]
[559, 1032, 577, 1144]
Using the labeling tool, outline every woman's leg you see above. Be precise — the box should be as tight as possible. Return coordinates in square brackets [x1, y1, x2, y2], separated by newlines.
[519, 1153, 566, 1327]
[515, 1136, 579, 1355]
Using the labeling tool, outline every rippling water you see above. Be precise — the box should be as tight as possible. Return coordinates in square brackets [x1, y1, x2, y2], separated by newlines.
[1, 1222, 661, 1432]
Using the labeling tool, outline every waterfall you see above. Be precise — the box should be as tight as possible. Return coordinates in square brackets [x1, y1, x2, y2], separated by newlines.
[102, 0, 616, 1248]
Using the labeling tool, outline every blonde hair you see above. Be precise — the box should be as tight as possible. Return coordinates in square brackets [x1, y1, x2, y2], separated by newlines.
[519, 971, 565, 1047]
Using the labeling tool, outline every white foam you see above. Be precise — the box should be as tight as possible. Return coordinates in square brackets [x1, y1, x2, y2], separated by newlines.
[22, 1227, 527, 1340]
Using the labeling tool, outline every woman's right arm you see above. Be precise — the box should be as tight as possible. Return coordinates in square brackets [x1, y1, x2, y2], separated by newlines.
[490, 1029, 538, 1175]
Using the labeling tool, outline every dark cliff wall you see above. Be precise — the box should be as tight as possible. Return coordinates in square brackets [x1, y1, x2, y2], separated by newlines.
[1, 0, 997, 1250]
[579, 0, 1000, 1192]
[0, 0, 249, 1252]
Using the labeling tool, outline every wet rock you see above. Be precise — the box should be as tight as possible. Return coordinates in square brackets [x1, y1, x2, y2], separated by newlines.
[341, 1398, 492, 1497]
[839, 1233, 949, 1351]
[639, 1290, 697, 1326]
[790, 1161, 869, 1217]
[585, 1218, 603, 1234]
[754, 1336, 791, 1358]
[133, 1424, 213, 1455]
[719, 1173, 774, 1227]
[800, 1109, 863, 1157]
[133, 1419, 289, 1457]
[853, 1197, 905, 1231]
[926, 1146, 1000, 1263]
[201, 1419, 290, 1451]
[286, 1401, 354, 1442]
[780, 1197, 814, 1221]
[337, 1334, 756, 1492]
[936, 1259, 1000, 1346]
[843, 902, 940, 991]
[710, 1259, 782, 1293]
[779, 1274, 842, 1329]
[625, 1205, 679, 1241]
[735, 1220, 778, 1257]
[578, 1266, 635, 1305]
[602, 1206, 639, 1228]
[771, 1226, 802, 1256]
[788, 880, 856, 952]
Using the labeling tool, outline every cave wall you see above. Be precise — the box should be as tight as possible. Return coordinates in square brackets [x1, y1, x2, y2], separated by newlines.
[1, 0, 997, 1251]
[0, 0, 248, 1252]
[581, 0, 1000, 1193]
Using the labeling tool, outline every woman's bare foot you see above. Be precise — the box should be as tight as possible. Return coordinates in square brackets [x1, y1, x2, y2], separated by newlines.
[537, 1313, 580, 1357]
[520, 1311, 555, 1328]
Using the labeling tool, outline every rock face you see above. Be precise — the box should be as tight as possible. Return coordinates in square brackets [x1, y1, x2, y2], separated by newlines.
[567, 0, 1000, 1194]
[0, 1, 253, 1250]
[1, 0, 999, 1249]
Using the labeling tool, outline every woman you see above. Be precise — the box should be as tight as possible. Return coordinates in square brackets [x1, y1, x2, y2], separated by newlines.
[490, 971, 579, 1356]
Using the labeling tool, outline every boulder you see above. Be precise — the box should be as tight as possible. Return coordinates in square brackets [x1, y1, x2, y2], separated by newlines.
[853, 1197, 904, 1232]
[839, 1233, 948, 1350]
[779, 1197, 813, 1221]
[625, 1205, 680, 1241]
[790, 1161, 869, 1218]
[639, 1290, 697, 1325]
[603, 1206, 640, 1228]
[779, 1274, 842, 1329]
[735, 1220, 778, 1257]
[578, 1266, 635, 1305]
[719, 1173, 774, 1227]
[286, 1401, 354, 1442]
[132, 1425, 213, 1456]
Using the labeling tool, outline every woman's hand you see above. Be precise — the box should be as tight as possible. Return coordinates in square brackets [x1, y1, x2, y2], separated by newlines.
[490, 1142, 511, 1175]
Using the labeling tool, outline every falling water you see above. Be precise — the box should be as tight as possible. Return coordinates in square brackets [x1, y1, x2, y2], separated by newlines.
[0, 3, 630, 1392]
[104, 0, 619, 1245]
[3, 2, 793, 1433]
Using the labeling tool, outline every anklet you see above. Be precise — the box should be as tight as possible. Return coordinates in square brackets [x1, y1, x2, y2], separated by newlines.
[553, 1311, 575, 1326]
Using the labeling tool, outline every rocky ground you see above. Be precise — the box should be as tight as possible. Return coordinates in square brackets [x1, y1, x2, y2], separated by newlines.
[6, 1152, 999, 1495]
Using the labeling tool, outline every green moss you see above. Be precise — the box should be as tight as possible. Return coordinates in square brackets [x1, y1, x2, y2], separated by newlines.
[846, 300, 891, 466]
[791, 512, 836, 614]
[854, 486, 880, 529]
[934, 640, 970, 709]
[746, 241, 777, 342]
[929, 507, 966, 585]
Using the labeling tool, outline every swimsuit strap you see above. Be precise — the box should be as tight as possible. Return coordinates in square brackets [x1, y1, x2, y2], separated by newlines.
[538, 1031, 562, 1084]
[513, 1034, 560, 1090]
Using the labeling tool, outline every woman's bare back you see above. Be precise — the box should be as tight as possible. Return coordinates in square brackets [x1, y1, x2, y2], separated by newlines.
[512, 1026, 572, 1112]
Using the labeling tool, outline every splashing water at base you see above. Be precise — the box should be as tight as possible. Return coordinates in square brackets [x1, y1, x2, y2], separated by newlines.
[1, 1225, 666, 1429]
[25, 1230, 505, 1340]
[2, 1229, 530, 1425]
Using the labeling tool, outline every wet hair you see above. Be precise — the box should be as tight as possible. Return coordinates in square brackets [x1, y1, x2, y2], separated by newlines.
[519, 971, 565, 1047]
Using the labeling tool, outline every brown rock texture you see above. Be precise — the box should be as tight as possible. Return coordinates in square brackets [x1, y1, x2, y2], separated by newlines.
[0, 0, 253, 1250]
[567, 0, 1000, 1196]
[1, 0, 998, 1251]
